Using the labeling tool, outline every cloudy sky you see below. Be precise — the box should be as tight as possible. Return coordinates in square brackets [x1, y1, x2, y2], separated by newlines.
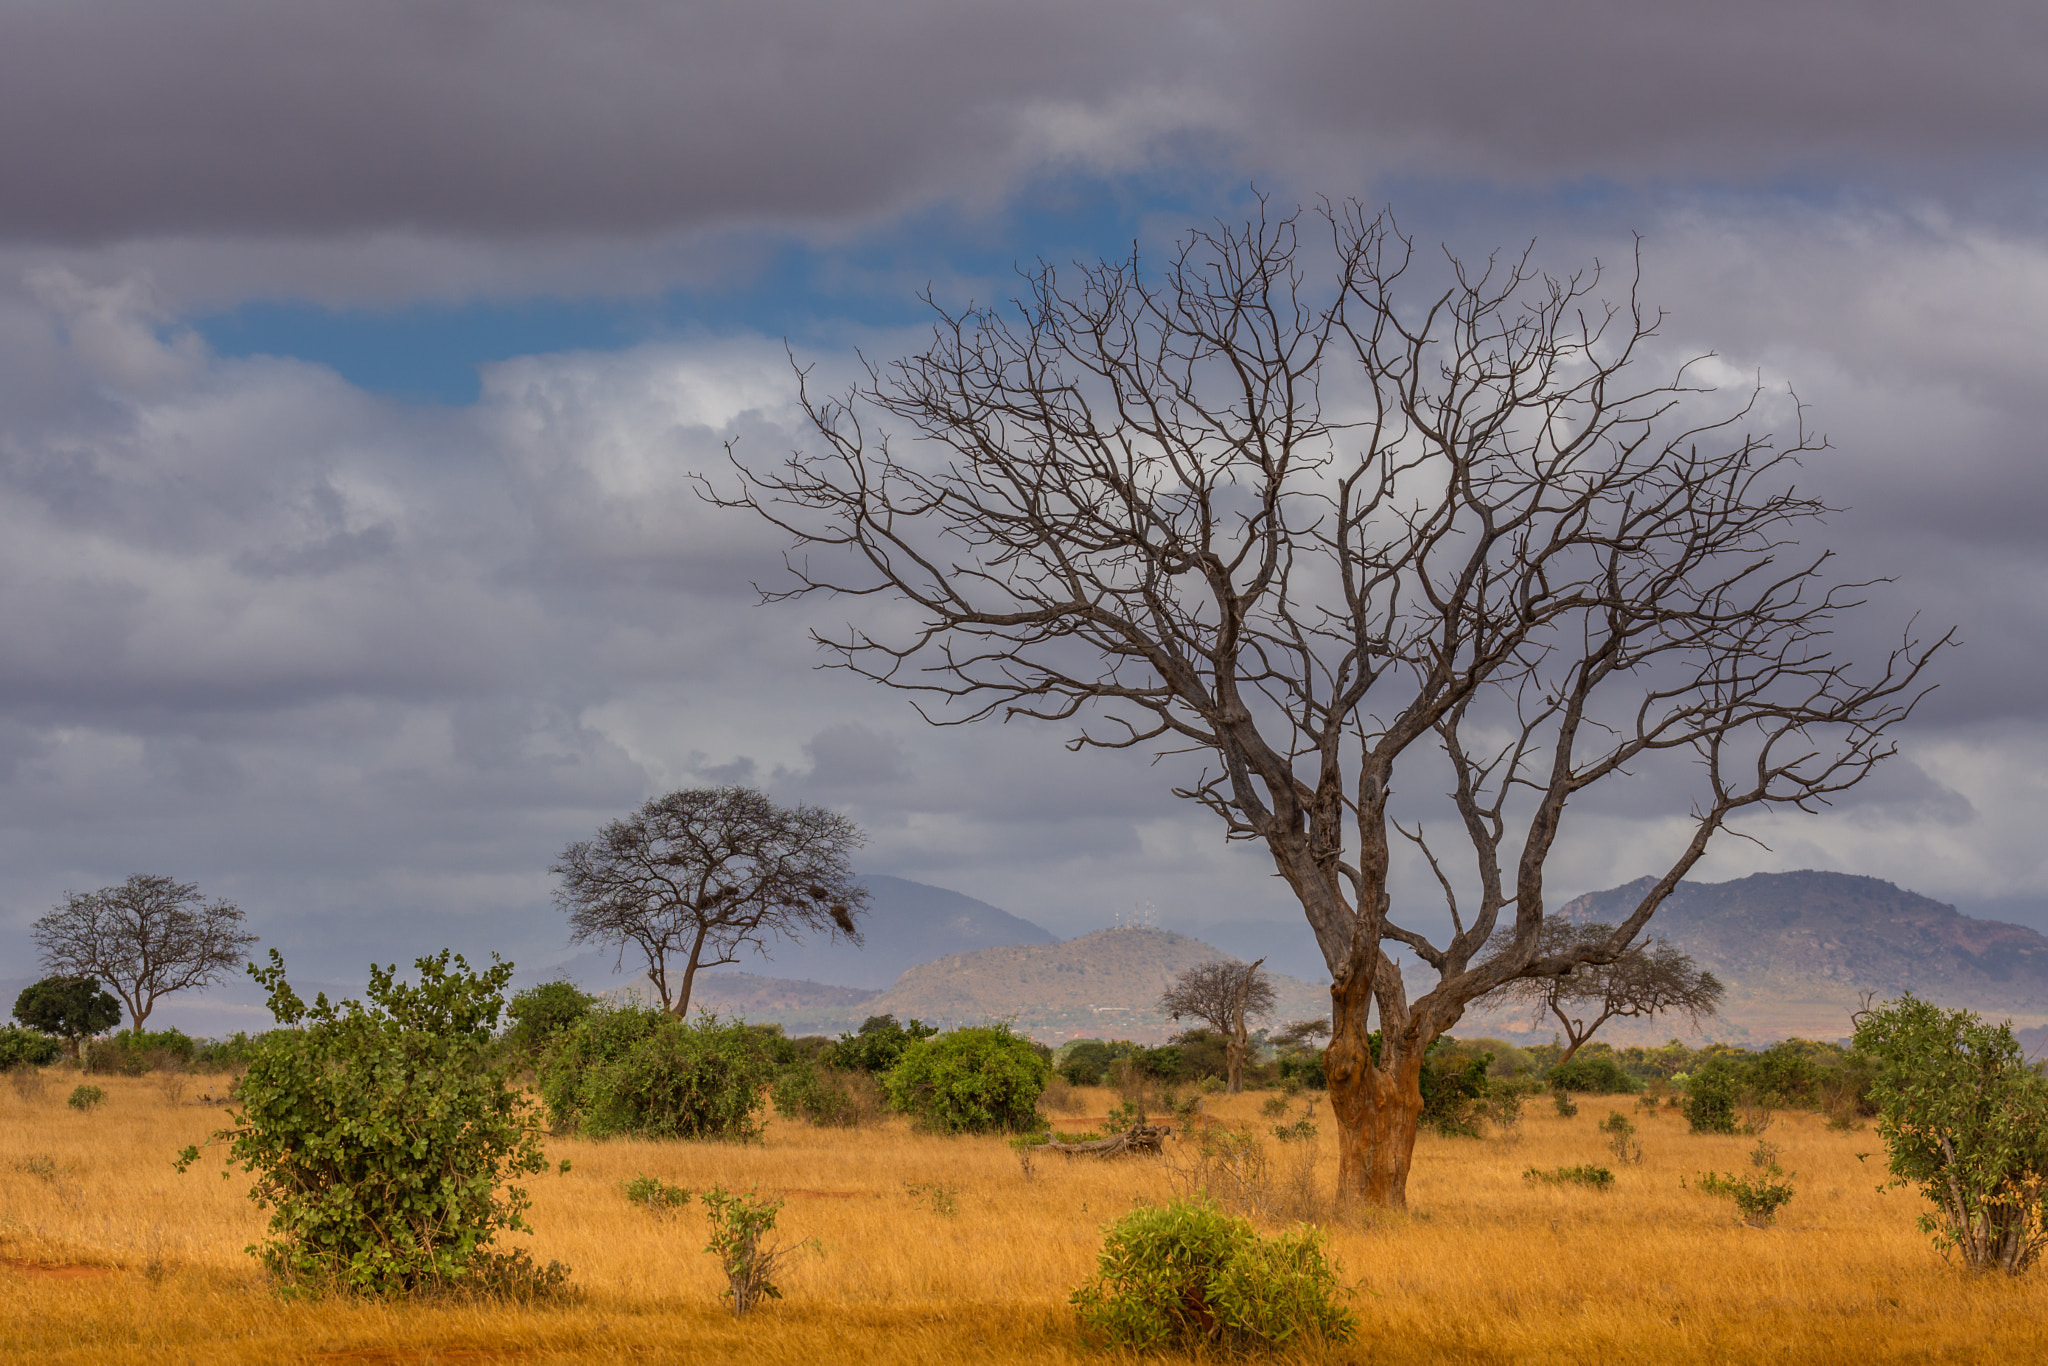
[2, 0, 2044, 1021]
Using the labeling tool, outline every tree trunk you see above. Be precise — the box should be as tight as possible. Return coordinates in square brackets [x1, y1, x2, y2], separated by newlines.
[1324, 971, 1428, 1208]
[1226, 1011, 1248, 1094]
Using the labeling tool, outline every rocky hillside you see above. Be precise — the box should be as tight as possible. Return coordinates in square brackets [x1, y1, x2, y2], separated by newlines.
[1469, 870, 2048, 1044]
[859, 926, 1330, 1044]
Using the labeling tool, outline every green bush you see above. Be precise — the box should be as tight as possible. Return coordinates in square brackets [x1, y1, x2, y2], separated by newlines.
[0, 1025, 62, 1069]
[1056, 1039, 1115, 1086]
[175, 950, 557, 1298]
[189, 1032, 266, 1071]
[538, 1006, 776, 1141]
[1547, 1054, 1642, 1095]
[1166, 1028, 1232, 1083]
[1683, 1056, 1743, 1134]
[12, 976, 121, 1059]
[504, 980, 597, 1057]
[770, 1059, 878, 1127]
[67, 1083, 107, 1111]
[822, 1014, 938, 1073]
[1693, 1166, 1795, 1226]
[702, 1185, 811, 1316]
[1855, 994, 2048, 1273]
[85, 1026, 198, 1075]
[1070, 1200, 1357, 1352]
[884, 1024, 1050, 1134]
[621, 1174, 693, 1212]
[1523, 1164, 1613, 1189]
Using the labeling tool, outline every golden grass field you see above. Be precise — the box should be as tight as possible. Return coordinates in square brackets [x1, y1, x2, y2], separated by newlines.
[4, 1073, 2046, 1365]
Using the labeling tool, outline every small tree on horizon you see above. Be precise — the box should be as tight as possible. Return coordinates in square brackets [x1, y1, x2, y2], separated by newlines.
[1159, 958, 1276, 1093]
[32, 874, 256, 1031]
[1483, 920, 1724, 1063]
[12, 975, 123, 1060]
[552, 786, 870, 1017]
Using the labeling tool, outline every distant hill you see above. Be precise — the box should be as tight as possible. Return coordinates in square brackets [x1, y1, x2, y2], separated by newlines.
[685, 972, 880, 1037]
[860, 926, 1331, 1044]
[1468, 870, 2048, 1044]
[723, 873, 1059, 989]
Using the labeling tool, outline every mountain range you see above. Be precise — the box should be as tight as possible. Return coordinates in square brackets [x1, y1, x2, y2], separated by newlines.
[1465, 870, 2048, 1044]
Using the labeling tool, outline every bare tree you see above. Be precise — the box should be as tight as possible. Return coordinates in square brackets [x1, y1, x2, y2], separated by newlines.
[1159, 957, 1276, 1093]
[32, 874, 257, 1031]
[552, 787, 869, 1017]
[1484, 921, 1723, 1063]
[708, 201, 1945, 1206]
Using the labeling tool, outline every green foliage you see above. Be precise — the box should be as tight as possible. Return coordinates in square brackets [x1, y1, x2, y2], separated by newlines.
[0, 1025, 62, 1069]
[1551, 1086, 1579, 1119]
[1599, 1110, 1642, 1164]
[770, 1059, 878, 1127]
[821, 1014, 938, 1073]
[1166, 1028, 1232, 1082]
[1854, 994, 2048, 1273]
[1055, 1038, 1115, 1086]
[883, 1024, 1050, 1134]
[189, 1032, 266, 1071]
[1420, 1042, 1492, 1137]
[621, 1174, 693, 1212]
[1522, 1164, 1613, 1189]
[1683, 1055, 1743, 1134]
[67, 1083, 107, 1111]
[503, 980, 597, 1057]
[13, 976, 121, 1055]
[174, 949, 556, 1299]
[1547, 1054, 1642, 1094]
[537, 1005, 776, 1141]
[1693, 1165, 1796, 1226]
[1070, 1200, 1357, 1352]
[702, 1185, 812, 1316]
[85, 1026, 198, 1075]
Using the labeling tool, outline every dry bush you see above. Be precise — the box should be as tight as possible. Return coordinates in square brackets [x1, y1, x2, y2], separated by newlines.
[1038, 1075, 1085, 1115]
[9, 1064, 50, 1103]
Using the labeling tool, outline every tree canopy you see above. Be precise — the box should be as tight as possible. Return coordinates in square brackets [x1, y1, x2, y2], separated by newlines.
[32, 874, 256, 1030]
[712, 200, 1944, 1205]
[1158, 958, 1276, 1093]
[1484, 920, 1723, 1062]
[552, 786, 869, 1016]
[13, 975, 122, 1059]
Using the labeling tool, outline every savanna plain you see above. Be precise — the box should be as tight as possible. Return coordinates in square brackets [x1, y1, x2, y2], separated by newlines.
[3, 1074, 2042, 1366]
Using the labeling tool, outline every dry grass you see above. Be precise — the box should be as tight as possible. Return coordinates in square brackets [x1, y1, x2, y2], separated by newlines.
[4, 1076, 2047, 1364]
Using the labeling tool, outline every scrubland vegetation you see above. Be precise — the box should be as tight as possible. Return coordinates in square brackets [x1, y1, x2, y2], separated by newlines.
[7, 1057, 2048, 1363]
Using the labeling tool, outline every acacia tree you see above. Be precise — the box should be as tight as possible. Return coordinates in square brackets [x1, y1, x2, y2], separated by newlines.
[1159, 957, 1276, 1093]
[13, 976, 123, 1060]
[552, 787, 869, 1017]
[33, 874, 256, 1031]
[1485, 921, 1723, 1063]
[709, 202, 1943, 1206]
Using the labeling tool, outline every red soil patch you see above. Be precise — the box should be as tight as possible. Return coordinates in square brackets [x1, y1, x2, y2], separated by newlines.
[0, 1258, 117, 1280]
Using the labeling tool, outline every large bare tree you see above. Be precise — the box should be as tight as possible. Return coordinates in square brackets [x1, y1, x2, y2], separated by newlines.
[1484, 920, 1724, 1064]
[33, 873, 257, 1031]
[552, 786, 869, 1017]
[1159, 957, 1275, 1093]
[707, 202, 1944, 1206]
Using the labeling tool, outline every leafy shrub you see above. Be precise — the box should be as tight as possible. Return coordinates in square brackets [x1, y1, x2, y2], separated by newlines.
[1420, 1043, 1491, 1137]
[504, 980, 597, 1057]
[1071, 1199, 1357, 1352]
[884, 1024, 1050, 1134]
[771, 1059, 882, 1127]
[1166, 1028, 1232, 1083]
[67, 1083, 107, 1111]
[1547, 1054, 1642, 1095]
[621, 1174, 693, 1213]
[1683, 1056, 1743, 1134]
[1551, 1086, 1579, 1119]
[1522, 1164, 1613, 1189]
[189, 1032, 265, 1071]
[0, 1025, 61, 1069]
[1692, 1166, 1795, 1226]
[1056, 1038, 1115, 1086]
[1855, 994, 2048, 1273]
[1599, 1111, 1642, 1164]
[538, 1006, 776, 1141]
[175, 950, 557, 1299]
[85, 1027, 198, 1075]
[823, 1014, 938, 1073]
[702, 1185, 812, 1316]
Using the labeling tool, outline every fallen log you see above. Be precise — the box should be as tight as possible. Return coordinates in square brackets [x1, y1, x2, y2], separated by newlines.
[1043, 1123, 1170, 1157]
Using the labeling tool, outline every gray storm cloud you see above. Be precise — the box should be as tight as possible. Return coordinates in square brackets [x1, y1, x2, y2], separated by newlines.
[0, 0, 2041, 246]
